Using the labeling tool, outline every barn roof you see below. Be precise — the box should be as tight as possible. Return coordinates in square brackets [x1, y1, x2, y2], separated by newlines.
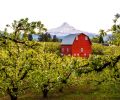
[61, 34, 78, 45]
[61, 33, 91, 45]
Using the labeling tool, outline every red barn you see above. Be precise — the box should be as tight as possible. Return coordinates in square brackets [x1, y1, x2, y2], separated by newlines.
[61, 33, 92, 58]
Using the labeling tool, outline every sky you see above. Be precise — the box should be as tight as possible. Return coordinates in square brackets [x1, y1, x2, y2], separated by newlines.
[0, 0, 120, 33]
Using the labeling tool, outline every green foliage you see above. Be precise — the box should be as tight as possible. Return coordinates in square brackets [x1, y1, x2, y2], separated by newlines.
[92, 43, 104, 55]
[92, 43, 120, 55]
[0, 40, 36, 99]
[1, 34, 120, 99]
[91, 36, 99, 43]
[0, 18, 47, 100]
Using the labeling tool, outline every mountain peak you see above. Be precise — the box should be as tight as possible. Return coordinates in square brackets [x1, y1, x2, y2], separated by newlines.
[61, 22, 70, 27]
[48, 22, 82, 34]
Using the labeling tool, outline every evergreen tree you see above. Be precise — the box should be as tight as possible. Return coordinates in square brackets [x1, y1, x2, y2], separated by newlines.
[98, 29, 107, 44]
[99, 35, 104, 43]
[38, 32, 52, 42]
[28, 34, 33, 41]
[52, 35, 58, 42]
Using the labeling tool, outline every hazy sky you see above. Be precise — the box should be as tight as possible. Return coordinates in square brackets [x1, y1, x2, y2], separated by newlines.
[0, 0, 120, 33]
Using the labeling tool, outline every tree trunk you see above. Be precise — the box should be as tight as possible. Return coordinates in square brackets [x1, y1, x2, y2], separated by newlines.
[59, 86, 63, 93]
[42, 84, 49, 98]
[43, 89, 49, 98]
[9, 94, 17, 100]
[7, 87, 18, 100]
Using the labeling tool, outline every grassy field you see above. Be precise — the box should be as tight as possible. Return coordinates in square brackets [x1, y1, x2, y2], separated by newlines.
[0, 85, 120, 100]
[1, 92, 120, 100]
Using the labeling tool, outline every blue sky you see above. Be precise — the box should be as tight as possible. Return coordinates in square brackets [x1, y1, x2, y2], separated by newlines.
[0, 0, 120, 33]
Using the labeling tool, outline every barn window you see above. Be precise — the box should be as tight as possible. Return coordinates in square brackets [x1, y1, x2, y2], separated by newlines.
[76, 36, 78, 40]
[67, 48, 69, 52]
[85, 36, 88, 40]
[80, 48, 83, 52]
[68, 54, 71, 56]
[74, 54, 76, 56]
[77, 53, 79, 56]
[62, 48, 64, 52]
[61, 53, 64, 56]
[84, 53, 86, 56]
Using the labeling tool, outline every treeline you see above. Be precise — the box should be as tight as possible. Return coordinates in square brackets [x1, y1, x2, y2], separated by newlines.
[28, 32, 60, 42]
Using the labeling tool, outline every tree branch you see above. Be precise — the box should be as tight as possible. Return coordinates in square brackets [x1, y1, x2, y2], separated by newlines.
[2, 35, 26, 44]
[19, 65, 33, 81]
[95, 55, 120, 72]
[2, 35, 37, 47]
[78, 55, 120, 74]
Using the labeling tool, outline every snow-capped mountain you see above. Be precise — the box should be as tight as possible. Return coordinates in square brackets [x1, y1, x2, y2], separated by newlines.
[48, 22, 83, 35]
[47, 22, 95, 39]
